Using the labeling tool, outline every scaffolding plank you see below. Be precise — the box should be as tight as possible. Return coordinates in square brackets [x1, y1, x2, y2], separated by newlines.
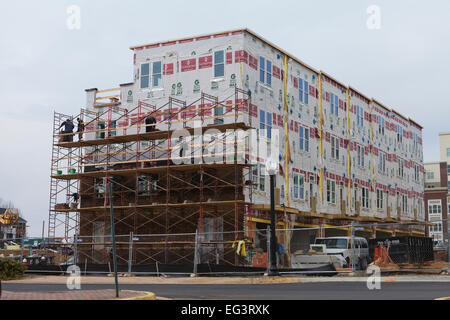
[56, 122, 251, 148]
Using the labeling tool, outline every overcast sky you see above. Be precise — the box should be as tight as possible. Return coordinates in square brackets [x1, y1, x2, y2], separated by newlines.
[0, 0, 449, 237]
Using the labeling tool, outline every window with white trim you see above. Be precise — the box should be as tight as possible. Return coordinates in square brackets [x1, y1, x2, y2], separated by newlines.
[259, 163, 265, 192]
[326, 179, 336, 204]
[398, 159, 404, 178]
[397, 125, 403, 143]
[304, 80, 309, 104]
[362, 187, 369, 208]
[259, 57, 272, 86]
[251, 163, 266, 192]
[376, 189, 384, 209]
[378, 116, 385, 135]
[266, 112, 272, 139]
[266, 60, 272, 86]
[141, 63, 150, 88]
[152, 61, 162, 87]
[299, 125, 309, 152]
[293, 173, 305, 200]
[357, 145, 364, 167]
[299, 78, 304, 103]
[214, 51, 225, 78]
[428, 202, 442, 215]
[259, 110, 265, 136]
[414, 164, 420, 182]
[330, 93, 335, 115]
[378, 152, 386, 174]
[331, 136, 339, 160]
[356, 105, 363, 127]
[402, 195, 408, 213]
[330, 93, 338, 116]
[252, 165, 258, 190]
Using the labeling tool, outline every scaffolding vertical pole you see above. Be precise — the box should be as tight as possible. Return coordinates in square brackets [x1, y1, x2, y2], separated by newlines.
[128, 232, 133, 274]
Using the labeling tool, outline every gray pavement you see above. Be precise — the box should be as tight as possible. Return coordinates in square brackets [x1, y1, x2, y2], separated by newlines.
[3, 281, 449, 300]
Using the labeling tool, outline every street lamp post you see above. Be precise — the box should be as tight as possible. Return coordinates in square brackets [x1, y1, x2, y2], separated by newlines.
[266, 159, 279, 276]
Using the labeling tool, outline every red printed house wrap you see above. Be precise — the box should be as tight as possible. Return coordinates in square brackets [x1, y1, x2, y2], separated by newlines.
[235, 50, 248, 63]
[226, 52, 233, 64]
[223, 100, 231, 113]
[184, 105, 196, 118]
[163, 63, 174, 75]
[273, 66, 281, 79]
[236, 99, 248, 112]
[249, 55, 258, 70]
[249, 104, 258, 117]
[198, 56, 212, 69]
[277, 114, 283, 126]
[181, 58, 196, 72]
[198, 104, 212, 116]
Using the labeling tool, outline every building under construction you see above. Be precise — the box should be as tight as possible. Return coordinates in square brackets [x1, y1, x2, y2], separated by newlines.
[0, 208, 26, 242]
[49, 29, 427, 267]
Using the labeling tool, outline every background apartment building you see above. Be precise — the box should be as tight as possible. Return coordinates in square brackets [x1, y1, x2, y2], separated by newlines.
[439, 132, 450, 189]
[424, 133, 450, 247]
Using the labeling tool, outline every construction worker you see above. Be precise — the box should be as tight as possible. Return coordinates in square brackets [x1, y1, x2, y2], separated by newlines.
[145, 115, 156, 132]
[59, 119, 75, 142]
[76, 118, 84, 141]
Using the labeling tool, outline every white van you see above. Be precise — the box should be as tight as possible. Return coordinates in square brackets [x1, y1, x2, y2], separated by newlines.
[314, 236, 370, 270]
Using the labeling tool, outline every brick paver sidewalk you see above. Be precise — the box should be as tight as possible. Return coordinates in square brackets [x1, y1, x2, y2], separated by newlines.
[0, 289, 147, 300]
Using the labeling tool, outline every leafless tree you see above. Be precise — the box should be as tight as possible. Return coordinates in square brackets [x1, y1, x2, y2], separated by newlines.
[0, 197, 15, 209]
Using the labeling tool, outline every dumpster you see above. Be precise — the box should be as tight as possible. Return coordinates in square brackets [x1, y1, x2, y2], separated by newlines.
[368, 236, 434, 264]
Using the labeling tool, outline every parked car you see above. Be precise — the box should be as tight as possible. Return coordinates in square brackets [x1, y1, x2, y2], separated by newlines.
[314, 236, 370, 270]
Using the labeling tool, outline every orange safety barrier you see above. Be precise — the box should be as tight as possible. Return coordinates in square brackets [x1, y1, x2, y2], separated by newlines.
[374, 245, 394, 265]
[252, 252, 267, 268]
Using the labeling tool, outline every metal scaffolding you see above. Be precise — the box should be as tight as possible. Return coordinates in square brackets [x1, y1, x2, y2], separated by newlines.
[48, 88, 255, 265]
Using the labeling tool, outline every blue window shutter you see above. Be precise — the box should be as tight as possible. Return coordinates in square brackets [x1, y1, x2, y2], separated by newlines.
[267, 112, 272, 138]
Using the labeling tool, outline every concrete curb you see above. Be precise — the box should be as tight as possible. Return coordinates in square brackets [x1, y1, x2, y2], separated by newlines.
[249, 276, 302, 284]
[121, 290, 156, 300]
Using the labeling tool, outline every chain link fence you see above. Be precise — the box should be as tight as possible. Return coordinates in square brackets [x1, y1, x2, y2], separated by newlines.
[1, 221, 446, 275]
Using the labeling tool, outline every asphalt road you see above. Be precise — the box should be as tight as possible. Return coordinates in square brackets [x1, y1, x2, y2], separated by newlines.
[2, 282, 449, 300]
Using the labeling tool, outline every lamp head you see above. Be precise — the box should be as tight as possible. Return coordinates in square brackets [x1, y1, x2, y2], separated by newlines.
[265, 158, 278, 176]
